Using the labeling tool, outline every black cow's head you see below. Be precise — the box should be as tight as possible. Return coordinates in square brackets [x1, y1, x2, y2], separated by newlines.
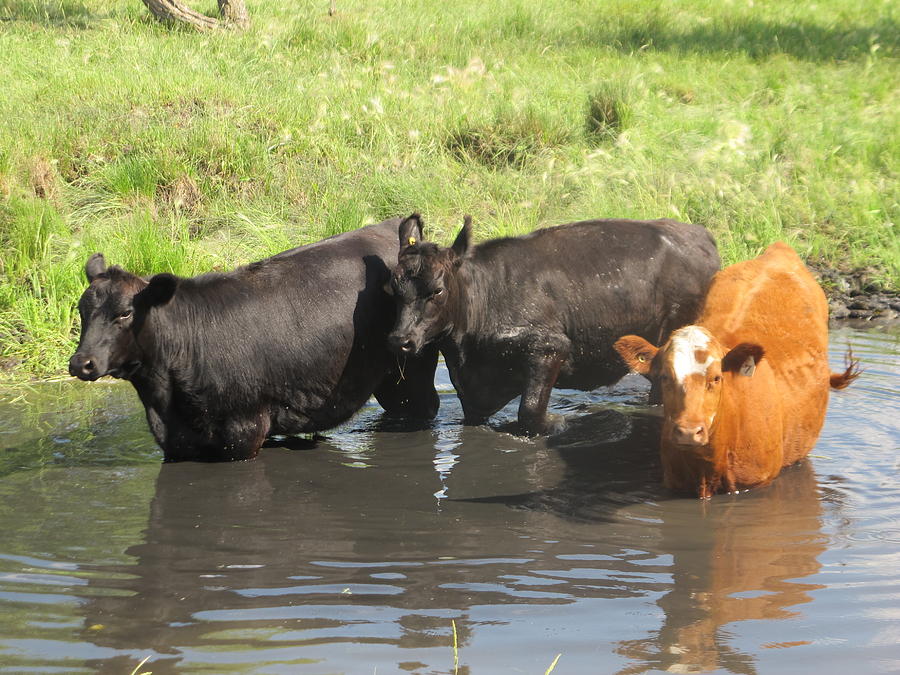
[386, 213, 471, 356]
[68, 253, 178, 381]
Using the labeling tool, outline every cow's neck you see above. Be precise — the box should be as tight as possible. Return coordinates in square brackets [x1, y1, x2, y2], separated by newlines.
[131, 302, 195, 391]
[444, 262, 487, 343]
[705, 372, 783, 492]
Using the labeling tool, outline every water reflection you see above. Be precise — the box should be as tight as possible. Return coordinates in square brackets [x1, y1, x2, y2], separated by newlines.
[462, 410, 828, 674]
[615, 462, 826, 674]
[77, 424, 561, 672]
[0, 327, 895, 674]
[67, 403, 827, 674]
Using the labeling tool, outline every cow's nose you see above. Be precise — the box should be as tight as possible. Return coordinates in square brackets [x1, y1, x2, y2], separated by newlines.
[388, 334, 416, 355]
[69, 354, 97, 380]
[673, 423, 707, 446]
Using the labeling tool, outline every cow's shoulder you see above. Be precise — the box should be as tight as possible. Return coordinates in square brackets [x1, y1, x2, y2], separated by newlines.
[702, 242, 828, 366]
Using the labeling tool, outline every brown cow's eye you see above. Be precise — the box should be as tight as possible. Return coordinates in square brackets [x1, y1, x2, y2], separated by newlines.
[433, 288, 444, 297]
[118, 310, 133, 321]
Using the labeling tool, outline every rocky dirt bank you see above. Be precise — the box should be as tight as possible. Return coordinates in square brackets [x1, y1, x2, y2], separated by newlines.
[810, 264, 900, 323]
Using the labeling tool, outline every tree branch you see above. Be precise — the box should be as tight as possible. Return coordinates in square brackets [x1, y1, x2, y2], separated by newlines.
[140, 0, 249, 31]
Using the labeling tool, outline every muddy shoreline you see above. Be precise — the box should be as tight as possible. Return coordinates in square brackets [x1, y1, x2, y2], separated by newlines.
[810, 264, 900, 324]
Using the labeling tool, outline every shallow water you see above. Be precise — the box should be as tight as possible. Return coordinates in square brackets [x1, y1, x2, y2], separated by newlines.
[0, 326, 897, 674]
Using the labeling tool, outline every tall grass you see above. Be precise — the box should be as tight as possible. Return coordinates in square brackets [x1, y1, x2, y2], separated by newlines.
[0, 0, 897, 379]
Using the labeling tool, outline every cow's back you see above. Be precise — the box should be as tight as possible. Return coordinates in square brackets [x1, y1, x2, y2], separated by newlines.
[266, 218, 400, 266]
[149, 219, 404, 434]
[699, 242, 830, 465]
[466, 218, 719, 387]
[473, 218, 716, 295]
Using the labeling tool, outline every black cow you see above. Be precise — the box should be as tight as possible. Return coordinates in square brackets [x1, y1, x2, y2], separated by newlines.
[69, 218, 439, 462]
[387, 215, 720, 435]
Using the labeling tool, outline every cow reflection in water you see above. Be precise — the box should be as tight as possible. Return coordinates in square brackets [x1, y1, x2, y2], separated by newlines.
[611, 460, 826, 675]
[77, 423, 529, 673]
[78, 408, 824, 674]
[463, 410, 827, 675]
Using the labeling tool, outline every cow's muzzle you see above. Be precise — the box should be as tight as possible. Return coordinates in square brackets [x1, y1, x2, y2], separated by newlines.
[69, 353, 102, 381]
[388, 333, 420, 356]
[672, 421, 709, 447]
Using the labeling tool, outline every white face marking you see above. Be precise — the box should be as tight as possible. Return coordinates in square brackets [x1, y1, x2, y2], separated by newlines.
[670, 326, 714, 385]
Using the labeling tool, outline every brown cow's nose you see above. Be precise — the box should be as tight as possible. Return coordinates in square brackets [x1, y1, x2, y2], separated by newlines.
[673, 423, 707, 446]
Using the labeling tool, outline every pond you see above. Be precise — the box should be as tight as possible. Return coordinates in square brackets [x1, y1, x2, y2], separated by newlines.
[0, 325, 898, 674]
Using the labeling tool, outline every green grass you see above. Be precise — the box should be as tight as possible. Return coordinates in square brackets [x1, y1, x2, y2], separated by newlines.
[0, 0, 897, 379]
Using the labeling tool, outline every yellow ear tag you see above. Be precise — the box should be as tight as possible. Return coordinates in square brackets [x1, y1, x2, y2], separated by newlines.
[408, 237, 417, 246]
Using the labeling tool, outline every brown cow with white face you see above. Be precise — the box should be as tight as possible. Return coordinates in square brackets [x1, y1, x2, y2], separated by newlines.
[614, 242, 859, 499]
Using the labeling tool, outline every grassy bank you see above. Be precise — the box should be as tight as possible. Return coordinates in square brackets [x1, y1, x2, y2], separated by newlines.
[0, 0, 897, 380]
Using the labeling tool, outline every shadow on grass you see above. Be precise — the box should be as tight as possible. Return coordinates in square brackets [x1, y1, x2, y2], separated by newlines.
[577, 16, 898, 62]
[0, 0, 96, 26]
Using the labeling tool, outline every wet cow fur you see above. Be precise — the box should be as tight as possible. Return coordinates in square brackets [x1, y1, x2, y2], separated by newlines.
[69, 219, 439, 462]
[614, 242, 861, 498]
[387, 214, 721, 435]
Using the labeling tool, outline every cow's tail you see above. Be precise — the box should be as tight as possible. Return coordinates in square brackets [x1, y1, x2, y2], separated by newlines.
[830, 347, 861, 390]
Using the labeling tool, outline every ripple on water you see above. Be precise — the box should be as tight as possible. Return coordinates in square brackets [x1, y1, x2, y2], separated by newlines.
[0, 326, 896, 674]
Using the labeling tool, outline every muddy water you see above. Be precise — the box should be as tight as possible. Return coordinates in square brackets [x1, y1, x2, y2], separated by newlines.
[0, 326, 897, 674]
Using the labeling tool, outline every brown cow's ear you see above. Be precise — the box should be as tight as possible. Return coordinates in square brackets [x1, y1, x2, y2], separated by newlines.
[451, 215, 472, 261]
[85, 253, 107, 282]
[399, 213, 424, 250]
[137, 273, 178, 307]
[614, 335, 658, 376]
[722, 343, 765, 377]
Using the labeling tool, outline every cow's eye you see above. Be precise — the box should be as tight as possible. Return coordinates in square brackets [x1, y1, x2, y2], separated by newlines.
[117, 310, 133, 321]
[713, 375, 722, 384]
[433, 287, 444, 297]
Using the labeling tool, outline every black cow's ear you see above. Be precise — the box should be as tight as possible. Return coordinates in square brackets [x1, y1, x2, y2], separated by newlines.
[138, 273, 178, 307]
[450, 215, 472, 260]
[722, 343, 765, 377]
[85, 253, 107, 282]
[399, 213, 424, 250]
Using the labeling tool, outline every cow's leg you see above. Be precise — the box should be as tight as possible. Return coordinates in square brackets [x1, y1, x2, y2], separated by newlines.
[162, 412, 270, 462]
[518, 340, 570, 436]
[460, 399, 497, 426]
[217, 412, 271, 462]
[148, 407, 210, 462]
[457, 384, 506, 426]
[454, 364, 519, 426]
[438, 345, 515, 426]
[144, 406, 169, 450]
[374, 343, 440, 419]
